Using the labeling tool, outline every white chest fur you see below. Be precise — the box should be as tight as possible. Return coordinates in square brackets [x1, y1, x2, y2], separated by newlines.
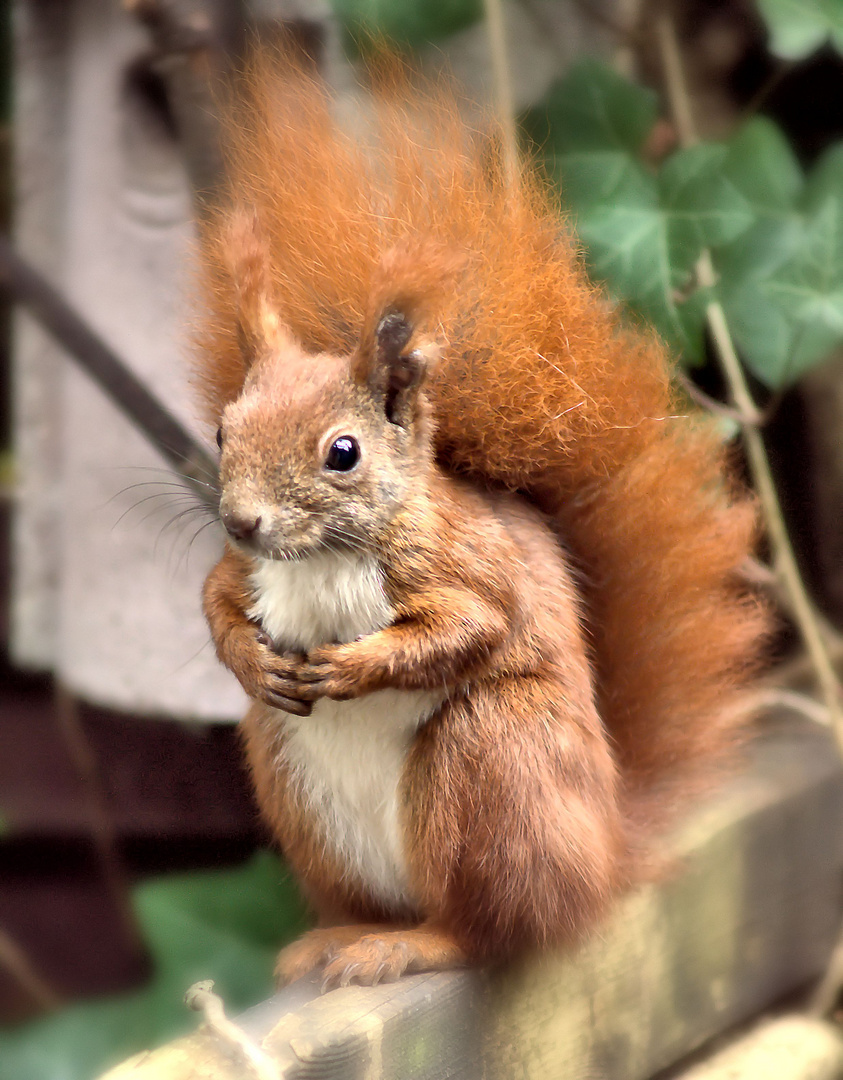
[248, 552, 392, 654]
[247, 552, 442, 910]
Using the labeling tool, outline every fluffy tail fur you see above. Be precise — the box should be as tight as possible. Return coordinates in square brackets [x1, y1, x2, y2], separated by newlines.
[195, 52, 769, 840]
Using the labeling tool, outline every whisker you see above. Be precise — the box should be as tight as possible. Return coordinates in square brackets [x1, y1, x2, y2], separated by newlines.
[103, 463, 221, 508]
[110, 490, 196, 530]
[137, 433, 220, 486]
[144, 501, 213, 532]
[322, 523, 369, 555]
[107, 475, 218, 512]
[112, 487, 215, 531]
[161, 636, 216, 678]
[181, 518, 222, 569]
[109, 479, 204, 497]
[156, 504, 217, 538]
[107, 462, 220, 490]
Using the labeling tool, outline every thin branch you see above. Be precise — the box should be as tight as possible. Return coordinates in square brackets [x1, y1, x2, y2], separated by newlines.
[54, 688, 147, 964]
[612, 0, 644, 78]
[742, 557, 843, 661]
[0, 235, 218, 504]
[769, 642, 843, 695]
[751, 688, 831, 728]
[655, 12, 697, 147]
[482, 0, 519, 185]
[656, 8, 843, 1016]
[701, 266, 843, 736]
[656, 12, 843, 738]
[0, 926, 62, 1012]
[185, 981, 279, 1080]
[674, 369, 762, 427]
[740, 59, 795, 122]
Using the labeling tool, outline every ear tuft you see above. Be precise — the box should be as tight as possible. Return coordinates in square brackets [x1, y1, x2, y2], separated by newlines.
[358, 305, 436, 428]
[384, 347, 430, 426]
[351, 241, 457, 426]
[224, 208, 296, 365]
[377, 310, 414, 364]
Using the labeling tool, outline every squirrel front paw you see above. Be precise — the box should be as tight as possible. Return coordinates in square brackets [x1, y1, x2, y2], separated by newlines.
[297, 642, 373, 700]
[234, 629, 314, 715]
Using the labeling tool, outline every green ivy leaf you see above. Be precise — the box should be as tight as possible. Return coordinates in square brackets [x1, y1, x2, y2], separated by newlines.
[523, 57, 659, 155]
[544, 148, 653, 213]
[329, 0, 482, 48]
[660, 143, 755, 262]
[757, 0, 843, 59]
[718, 138, 843, 388]
[714, 119, 805, 286]
[526, 64, 754, 361]
[719, 117, 803, 217]
[527, 68, 843, 384]
[722, 198, 843, 387]
[804, 142, 843, 211]
[0, 853, 310, 1080]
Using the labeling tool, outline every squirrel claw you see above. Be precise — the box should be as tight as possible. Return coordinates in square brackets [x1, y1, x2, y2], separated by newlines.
[264, 693, 313, 716]
[299, 676, 355, 701]
[297, 647, 362, 700]
[319, 936, 411, 991]
[297, 663, 328, 683]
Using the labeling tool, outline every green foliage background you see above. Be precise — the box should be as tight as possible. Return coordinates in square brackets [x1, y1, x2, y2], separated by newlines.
[522, 60, 843, 388]
[0, 854, 309, 1080]
[328, 0, 843, 389]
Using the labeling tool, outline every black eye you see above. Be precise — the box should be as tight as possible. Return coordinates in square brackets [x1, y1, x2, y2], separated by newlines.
[324, 436, 360, 472]
[216, 427, 223, 449]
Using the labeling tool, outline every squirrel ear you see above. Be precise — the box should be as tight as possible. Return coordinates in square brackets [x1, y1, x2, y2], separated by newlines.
[361, 308, 436, 428]
[224, 209, 296, 367]
[353, 241, 456, 423]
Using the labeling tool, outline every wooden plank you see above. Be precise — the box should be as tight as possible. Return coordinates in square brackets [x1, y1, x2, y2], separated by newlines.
[675, 1017, 843, 1080]
[98, 715, 843, 1080]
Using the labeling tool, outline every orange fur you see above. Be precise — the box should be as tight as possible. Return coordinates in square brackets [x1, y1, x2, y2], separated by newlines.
[194, 51, 769, 981]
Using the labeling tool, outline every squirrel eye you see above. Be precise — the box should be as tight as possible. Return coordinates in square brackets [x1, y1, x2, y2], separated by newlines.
[324, 436, 360, 472]
[216, 427, 223, 449]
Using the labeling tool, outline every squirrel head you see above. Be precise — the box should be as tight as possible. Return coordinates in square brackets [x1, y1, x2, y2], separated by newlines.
[216, 222, 441, 562]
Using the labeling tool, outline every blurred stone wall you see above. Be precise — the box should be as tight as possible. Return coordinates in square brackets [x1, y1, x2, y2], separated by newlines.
[10, 0, 611, 721]
[12, 0, 247, 719]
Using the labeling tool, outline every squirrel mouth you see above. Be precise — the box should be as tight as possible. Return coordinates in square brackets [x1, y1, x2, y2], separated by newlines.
[223, 529, 316, 563]
[249, 539, 316, 563]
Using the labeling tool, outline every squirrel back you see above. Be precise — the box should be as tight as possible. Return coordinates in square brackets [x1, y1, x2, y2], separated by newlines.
[195, 52, 768, 840]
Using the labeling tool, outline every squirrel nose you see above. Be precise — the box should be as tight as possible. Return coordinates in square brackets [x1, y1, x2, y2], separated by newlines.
[222, 510, 262, 542]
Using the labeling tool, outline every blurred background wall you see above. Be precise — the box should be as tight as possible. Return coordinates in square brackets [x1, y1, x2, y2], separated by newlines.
[10, 0, 613, 722]
[12, 0, 245, 720]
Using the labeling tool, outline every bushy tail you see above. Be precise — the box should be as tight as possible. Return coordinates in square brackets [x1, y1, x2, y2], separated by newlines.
[195, 50, 770, 841]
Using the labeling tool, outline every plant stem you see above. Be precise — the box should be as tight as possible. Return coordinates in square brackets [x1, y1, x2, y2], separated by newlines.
[185, 981, 279, 1080]
[696, 252, 843, 741]
[656, 12, 843, 731]
[656, 7, 843, 1014]
[0, 927, 62, 1012]
[54, 687, 148, 962]
[483, 0, 519, 185]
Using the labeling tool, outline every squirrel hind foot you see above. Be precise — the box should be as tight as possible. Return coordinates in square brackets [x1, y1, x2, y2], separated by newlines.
[274, 923, 468, 991]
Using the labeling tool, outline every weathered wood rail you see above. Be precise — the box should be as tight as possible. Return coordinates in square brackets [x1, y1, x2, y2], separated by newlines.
[102, 714, 843, 1080]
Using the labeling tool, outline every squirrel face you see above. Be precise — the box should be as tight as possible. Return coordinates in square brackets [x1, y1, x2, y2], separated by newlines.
[216, 318, 435, 562]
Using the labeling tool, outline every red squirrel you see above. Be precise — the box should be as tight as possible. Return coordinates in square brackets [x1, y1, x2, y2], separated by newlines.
[196, 55, 768, 989]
